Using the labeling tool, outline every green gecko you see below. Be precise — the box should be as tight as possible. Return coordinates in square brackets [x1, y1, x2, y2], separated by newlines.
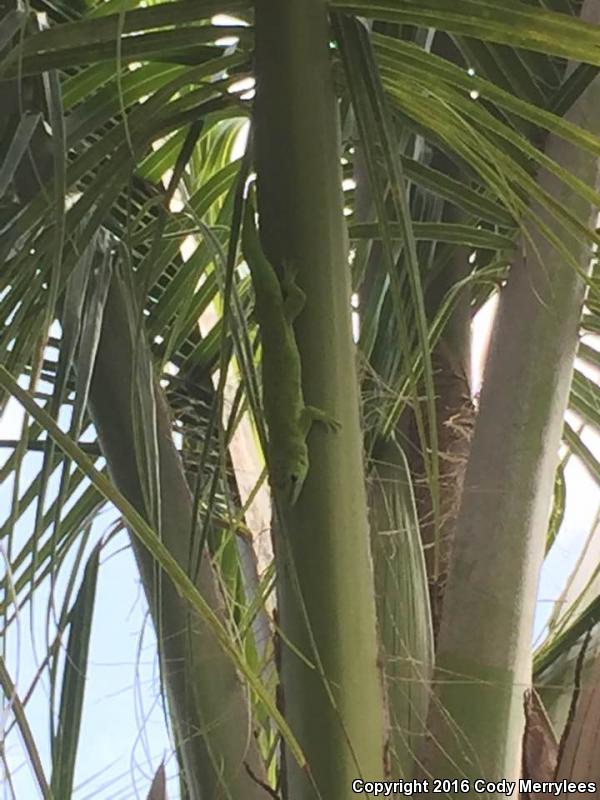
[241, 190, 339, 504]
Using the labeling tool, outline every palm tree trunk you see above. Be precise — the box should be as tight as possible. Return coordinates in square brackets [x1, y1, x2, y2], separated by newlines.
[253, 1, 386, 796]
[419, 1, 600, 786]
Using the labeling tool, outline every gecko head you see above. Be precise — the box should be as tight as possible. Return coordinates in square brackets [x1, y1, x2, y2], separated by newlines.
[271, 450, 309, 505]
[288, 463, 308, 505]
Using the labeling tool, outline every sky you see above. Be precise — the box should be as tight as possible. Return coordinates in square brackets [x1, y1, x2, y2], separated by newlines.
[0, 377, 176, 799]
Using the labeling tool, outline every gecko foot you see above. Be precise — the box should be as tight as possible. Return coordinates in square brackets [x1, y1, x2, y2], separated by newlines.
[301, 405, 341, 434]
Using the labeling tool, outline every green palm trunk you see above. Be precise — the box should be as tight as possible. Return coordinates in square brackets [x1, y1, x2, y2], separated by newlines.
[253, 1, 386, 796]
[420, 4, 600, 786]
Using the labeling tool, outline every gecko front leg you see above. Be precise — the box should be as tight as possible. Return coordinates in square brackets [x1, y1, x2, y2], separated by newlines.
[300, 405, 341, 436]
